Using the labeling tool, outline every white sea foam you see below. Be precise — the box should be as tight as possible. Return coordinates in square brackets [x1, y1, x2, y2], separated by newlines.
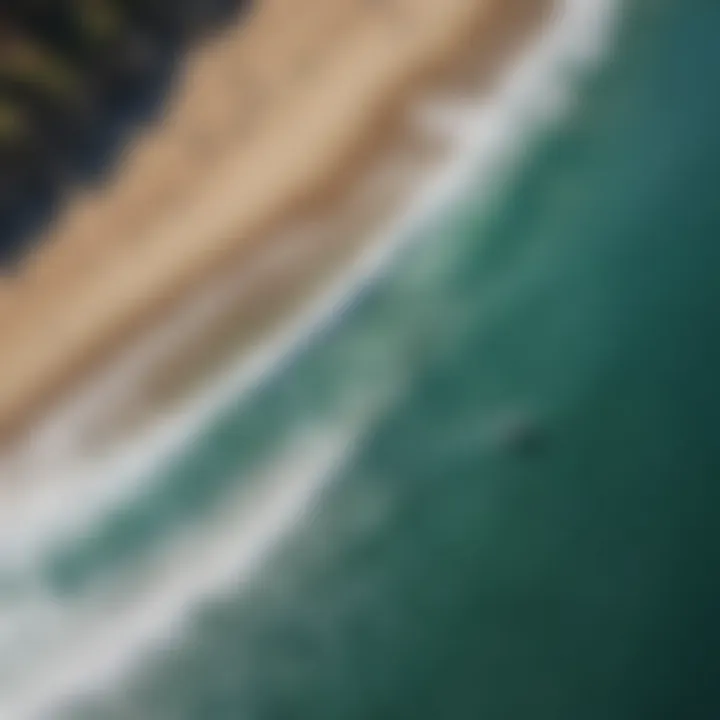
[0, 0, 619, 546]
[0, 423, 361, 719]
[0, 0, 622, 715]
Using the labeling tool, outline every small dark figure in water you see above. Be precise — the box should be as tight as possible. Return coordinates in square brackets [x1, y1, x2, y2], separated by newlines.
[488, 409, 547, 458]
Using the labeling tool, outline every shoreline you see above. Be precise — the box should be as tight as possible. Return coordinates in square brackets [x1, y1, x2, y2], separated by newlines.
[0, 0, 551, 447]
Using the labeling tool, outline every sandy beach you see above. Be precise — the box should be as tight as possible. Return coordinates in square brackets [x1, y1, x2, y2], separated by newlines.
[0, 0, 550, 445]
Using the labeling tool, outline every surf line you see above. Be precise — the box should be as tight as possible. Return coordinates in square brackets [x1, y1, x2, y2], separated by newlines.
[0, 1, 622, 715]
[0, 0, 621, 593]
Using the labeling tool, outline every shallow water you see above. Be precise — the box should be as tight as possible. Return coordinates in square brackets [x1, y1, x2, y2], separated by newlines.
[2, 0, 720, 717]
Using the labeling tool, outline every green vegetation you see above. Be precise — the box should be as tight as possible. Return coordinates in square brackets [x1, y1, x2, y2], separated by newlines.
[0, 0, 251, 261]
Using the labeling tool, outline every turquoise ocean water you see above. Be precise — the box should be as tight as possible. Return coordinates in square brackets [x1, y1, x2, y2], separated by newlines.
[2, 0, 720, 717]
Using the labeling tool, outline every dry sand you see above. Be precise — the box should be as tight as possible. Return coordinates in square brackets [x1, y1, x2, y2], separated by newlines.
[0, 0, 550, 444]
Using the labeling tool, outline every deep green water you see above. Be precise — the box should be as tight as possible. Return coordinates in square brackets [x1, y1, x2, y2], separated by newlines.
[8, 0, 720, 717]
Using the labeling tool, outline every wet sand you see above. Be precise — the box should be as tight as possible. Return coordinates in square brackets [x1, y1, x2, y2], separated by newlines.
[0, 0, 551, 446]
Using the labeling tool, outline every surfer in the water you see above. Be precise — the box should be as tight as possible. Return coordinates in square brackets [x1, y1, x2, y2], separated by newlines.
[488, 408, 546, 458]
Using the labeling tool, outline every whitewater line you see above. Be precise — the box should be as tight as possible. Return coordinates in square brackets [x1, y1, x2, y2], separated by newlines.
[0, 0, 622, 715]
[0, 0, 621, 582]
[0, 424, 360, 719]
